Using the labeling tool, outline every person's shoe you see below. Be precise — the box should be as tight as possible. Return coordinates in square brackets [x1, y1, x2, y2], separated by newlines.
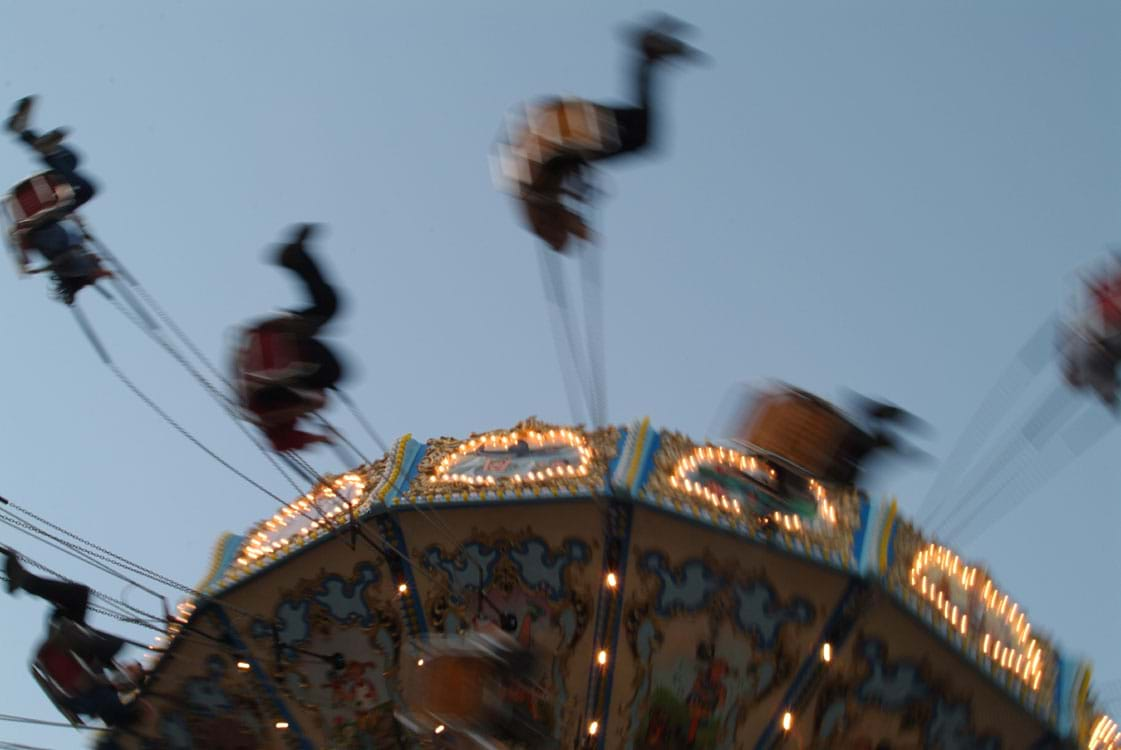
[2, 547, 27, 593]
[31, 128, 69, 155]
[632, 15, 706, 63]
[275, 223, 320, 269]
[6, 96, 34, 134]
[290, 223, 318, 246]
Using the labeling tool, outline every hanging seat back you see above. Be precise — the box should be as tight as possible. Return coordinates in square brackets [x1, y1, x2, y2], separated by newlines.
[398, 630, 528, 738]
[3, 172, 78, 271]
[416, 654, 491, 718]
[732, 386, 857, 482]
[1088, 272, 1121, 336]
[31, 641, 97, 726]
[5, 171, 76, 238]
[234, 323, 328, 425]
[235, 324, 312, 389]
[496, 100, 619, 197]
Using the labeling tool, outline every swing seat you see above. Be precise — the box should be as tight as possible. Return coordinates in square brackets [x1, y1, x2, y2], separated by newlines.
[1085, 272, 1121, 338]
[33, 634, 144, 729]
[732, 386, 857, 483]
[235, 325, 333, 439]
[400, 653, 525, 747]
[3, 172, 78, 270]
[526, 99, 618, 154]
[31, 641, 101, 727]
[4, 171, 76, 234]
[416, 655, 492, 717]
[400, 629, 543, 742]
[241, 388, 327, 429]
[235, 325, 317, 389]
[497, 100, 618, 199]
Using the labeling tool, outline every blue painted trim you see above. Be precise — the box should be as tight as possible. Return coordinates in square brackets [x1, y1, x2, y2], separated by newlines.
[595, 501, 635, 750]
[885, 511, 897, 572]
[209, 604, 315, 750]
[400, 441, 426, 488]
[582, 534, 615, 734]
[200, 533, 246, 593]
[852, 497, 871, 567]
[373, 508, 428, 639]
[380, 440, 427, 506]
[606, 429, 628, 492]
[753, 578, 864, 750]
[634, 429, 661, 494]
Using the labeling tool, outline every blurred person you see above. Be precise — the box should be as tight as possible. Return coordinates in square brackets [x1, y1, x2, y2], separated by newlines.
[731, 382, 927, 491]
[1059, 319, 1121, 407]
[500, 15, 704, 252]
[1057, 264, 1121, 408]
[400, 619, 556, 749]
[833, 393, 928, 487]
[2, 548, 150, 728]
[4, 96, 112, 304]
[234, 224, 346, 452]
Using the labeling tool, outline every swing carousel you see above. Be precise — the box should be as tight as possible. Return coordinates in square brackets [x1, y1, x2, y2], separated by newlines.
[5, 16, 1121, 750]
[93, 400, 1120, 750]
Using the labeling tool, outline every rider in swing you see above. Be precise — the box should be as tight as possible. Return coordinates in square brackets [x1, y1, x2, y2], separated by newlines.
[500, 16, 703, 253]
[2, 548, 151, 729]
[235, 224, 347, 453]
[4, 96, 113, 304]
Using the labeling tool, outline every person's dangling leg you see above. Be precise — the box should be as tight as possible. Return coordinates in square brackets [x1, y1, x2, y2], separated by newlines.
[276, 225, 340, 331]
[297, 339, 343, 390]
[3, 548, 90, 623]
[39, 144, 97, 208]
[603, 107, 648, 160]
[6, 97, 96, 208]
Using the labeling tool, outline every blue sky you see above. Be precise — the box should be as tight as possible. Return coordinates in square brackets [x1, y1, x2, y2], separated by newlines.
[1, 2, 1119, 746]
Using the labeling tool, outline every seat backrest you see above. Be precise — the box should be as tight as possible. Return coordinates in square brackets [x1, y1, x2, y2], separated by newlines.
[734, 389, 854, 480]
[416, 655, 490, 718]
[5, 171, 76, 232]
[497, 101, 620, 195]
[30, 659, 86, 727]
[527, 100, 616, 153]
[236, 326, 306, 384]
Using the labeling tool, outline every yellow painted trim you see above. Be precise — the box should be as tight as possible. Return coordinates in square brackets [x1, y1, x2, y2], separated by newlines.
[197, 532, 238, 592]
[878, 499, 899, 575]
[625, 417, 651, 490]
[378, 434, 412, 501]
[1076, 665, 1093, 740]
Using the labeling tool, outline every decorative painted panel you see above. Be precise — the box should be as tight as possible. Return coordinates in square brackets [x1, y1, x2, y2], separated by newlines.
[396, 502, 603, 749]
[610, 508, 850, 750]
[800, 604, 1059, 749]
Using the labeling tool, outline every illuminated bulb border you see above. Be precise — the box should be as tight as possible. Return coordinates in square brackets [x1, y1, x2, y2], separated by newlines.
[1090, 715, 1121, 750]
[428, 428, 592, 486]
[155, 476, 369, 659]
[910, 542, 1043, 690]
[145, 599, 198, 663]
[668, 445, 835, 525]
[236, 473, 367, 569]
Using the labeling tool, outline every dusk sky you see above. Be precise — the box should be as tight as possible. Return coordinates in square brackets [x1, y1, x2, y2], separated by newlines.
[1, 2, 1119, 746]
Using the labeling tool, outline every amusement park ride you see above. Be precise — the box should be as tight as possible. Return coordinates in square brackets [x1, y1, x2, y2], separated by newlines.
[81, 407, 1121, 749]
[3, 13, 1121, 750]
